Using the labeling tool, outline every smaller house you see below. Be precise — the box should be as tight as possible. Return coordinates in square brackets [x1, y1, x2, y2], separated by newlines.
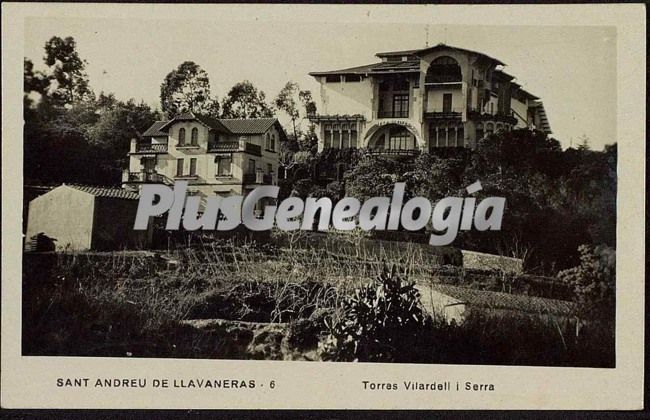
[25, 184, 151, 251]
[416, 283, 578, 331]
[123, 112, 286, 200]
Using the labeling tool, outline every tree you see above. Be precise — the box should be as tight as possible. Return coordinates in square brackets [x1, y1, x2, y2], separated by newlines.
[24, 59, 49, 98]
[43, 36, 93, 106]
[160, 61, 219, 118]
[274, 81, 317, 143]
[87, 98, 161, 172]
[221, 80, 273, 118]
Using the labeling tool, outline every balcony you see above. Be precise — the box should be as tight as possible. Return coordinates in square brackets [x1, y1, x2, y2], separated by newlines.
[243, 173, 273, 185]
[130, 142, 168, 154]
[123, 171, 173, 185]
[208, 141, 262, 156]
[208, 141, 239, 153]
[467, 108, 517, 125]
[424, 107, 463, 120]
[244, 143, 262, 156]
[378, 110, 409, 119]
[366, 148, 420, 157]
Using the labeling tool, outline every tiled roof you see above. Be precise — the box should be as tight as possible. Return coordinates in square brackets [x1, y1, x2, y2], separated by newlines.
[194, 114, 230, 132]
[309, 62, 384, 76]
[151, 112, 278, 136]
[309, 60, 420, 77]
[219, 118, 277, 135]
[142, 121, 169, 137]
[493, 69, 515, 81]
[376, 43, 506, 66]
[517, 88, 540, 100]
[429, 284, 575, 316]
[65, 184, 139, 200]
[529, 101, 552, 134]
[158, 112, 231, 133]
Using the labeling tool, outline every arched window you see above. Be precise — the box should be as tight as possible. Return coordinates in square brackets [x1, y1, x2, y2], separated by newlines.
[191, 127, 198, 146]
[178, 128, 186, 146]
[388, 127, 415, 150]
[426, 56, 462, 83]
[265, 133, 271, 150]
[270, 134, 276, 151]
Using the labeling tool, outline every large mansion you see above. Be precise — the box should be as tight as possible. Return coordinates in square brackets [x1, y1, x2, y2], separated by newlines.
[123, 112, 286, 198]
[309, 43, 551, 153]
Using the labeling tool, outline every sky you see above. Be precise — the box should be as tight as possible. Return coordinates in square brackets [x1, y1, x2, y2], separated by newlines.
[25, 17, 617, 150]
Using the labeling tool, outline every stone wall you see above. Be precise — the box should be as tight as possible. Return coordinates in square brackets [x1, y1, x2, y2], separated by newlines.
[461, 250, 523, 274]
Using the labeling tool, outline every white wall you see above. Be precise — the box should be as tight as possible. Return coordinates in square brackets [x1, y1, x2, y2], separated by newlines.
[415, 284, 467, 325]
[318, 77, 374, 119]
[511, 97, 529, 128]
[426, 86, 464, 112]
[128, 120, 280, 198]
[26, 186, 95, 251]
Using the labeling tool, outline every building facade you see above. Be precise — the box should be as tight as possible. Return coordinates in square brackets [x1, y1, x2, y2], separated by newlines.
[309, 43, 552, 153]
[123, 112, 286, 200]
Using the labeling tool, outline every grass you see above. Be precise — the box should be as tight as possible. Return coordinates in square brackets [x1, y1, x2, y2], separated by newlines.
[21, 233, 614, 366]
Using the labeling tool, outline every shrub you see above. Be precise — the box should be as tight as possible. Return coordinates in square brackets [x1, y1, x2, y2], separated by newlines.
[320, 265, 431, 362]
[558, 244, 615, 319]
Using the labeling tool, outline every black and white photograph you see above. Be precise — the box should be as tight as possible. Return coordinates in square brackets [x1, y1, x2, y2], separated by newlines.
[2, 2, 645, 411]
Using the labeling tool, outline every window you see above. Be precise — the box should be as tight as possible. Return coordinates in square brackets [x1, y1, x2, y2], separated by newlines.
[323, 124, 332, 148]
[265, 133, 271, 150]
[350, 123, 358, 148]
[189, 158, 197, 176]
[426, 56, 462, 83]
[341, 130, 350, 149]
[325, 75, 341, 83]
[270, 134, 276, 151]
[191, 128, 198, 146]
[142, 157, 155, 172]
[267, 163, 273, 175]
[176, 158, 184, 177]
[457, 126, 464, 147]
[248, 159, 256, 175]
[216, 156, 232, 176]
[392, 94, 409, 118]
[345, 75, 362, 82]
[178, 128, 186, 146]
[388, 127, 414, 150]
[443, 93, 453, 113]
[332, 129, 341, 149]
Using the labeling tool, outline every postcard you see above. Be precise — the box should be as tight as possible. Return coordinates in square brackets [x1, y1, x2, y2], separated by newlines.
[1, 2, 645, 410]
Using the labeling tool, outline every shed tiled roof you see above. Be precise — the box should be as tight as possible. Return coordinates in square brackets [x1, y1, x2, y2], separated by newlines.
[219, 118, 277, 135]
[429, 284, 575, 316]
[142, 121, 169, 137]
[65, 184, 139, 200]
